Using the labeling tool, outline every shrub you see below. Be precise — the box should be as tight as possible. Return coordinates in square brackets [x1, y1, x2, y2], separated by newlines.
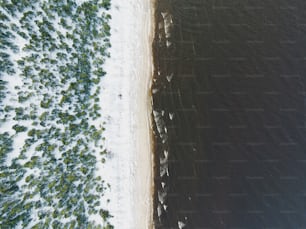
[13, 124, 28, 133]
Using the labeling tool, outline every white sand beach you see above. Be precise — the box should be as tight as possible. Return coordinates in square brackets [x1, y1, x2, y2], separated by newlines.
[100, 0, 154, 228]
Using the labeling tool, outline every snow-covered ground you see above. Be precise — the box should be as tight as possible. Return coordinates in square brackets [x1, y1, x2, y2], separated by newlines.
[99, 0, 154, 228]
[0, 0, 154, 227]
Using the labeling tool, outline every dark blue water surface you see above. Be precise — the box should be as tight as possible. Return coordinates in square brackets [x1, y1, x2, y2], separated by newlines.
[152, 0, 306, 228]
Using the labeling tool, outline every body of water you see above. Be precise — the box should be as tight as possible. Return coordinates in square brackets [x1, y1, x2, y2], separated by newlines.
[152, 0, 306, 228]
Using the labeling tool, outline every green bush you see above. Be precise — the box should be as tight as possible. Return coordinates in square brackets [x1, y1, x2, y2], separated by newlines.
[13, 124, 28, 133]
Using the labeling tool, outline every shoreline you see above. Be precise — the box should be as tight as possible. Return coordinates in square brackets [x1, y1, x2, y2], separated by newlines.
[133, 0, 155, 227]
[100, 0, 155, 228]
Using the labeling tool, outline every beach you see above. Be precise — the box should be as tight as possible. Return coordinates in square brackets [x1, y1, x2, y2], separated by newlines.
[100, 0, 154, 228]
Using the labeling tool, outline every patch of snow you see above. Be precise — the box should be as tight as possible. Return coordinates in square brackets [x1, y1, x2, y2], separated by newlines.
[178, 221, 186, 229]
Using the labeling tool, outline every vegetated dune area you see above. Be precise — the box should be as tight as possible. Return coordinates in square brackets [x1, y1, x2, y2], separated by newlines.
[0, 0, 153, 228]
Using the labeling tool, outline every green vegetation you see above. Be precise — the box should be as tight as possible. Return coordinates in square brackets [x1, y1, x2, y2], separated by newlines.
[0, 0, 113, 228]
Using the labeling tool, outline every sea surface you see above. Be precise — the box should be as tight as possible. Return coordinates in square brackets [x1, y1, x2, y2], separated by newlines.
[152, 0, 306, 228]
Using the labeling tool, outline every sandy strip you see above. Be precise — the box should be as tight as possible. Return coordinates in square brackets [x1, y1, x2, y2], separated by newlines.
[133, 1, 155, 228]
[100, 0, 154, 228]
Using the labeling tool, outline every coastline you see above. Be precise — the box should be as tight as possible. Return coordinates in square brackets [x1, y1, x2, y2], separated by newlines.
[100, 0, 155, 228]
[133, 0, 155, 227]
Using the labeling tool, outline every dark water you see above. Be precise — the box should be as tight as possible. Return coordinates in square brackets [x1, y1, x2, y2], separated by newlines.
[152, 0, 306, 228]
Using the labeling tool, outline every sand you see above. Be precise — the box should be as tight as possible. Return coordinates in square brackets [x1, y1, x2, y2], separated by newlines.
[133, 1, 155, 228]
[99, 0, 155, 228]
